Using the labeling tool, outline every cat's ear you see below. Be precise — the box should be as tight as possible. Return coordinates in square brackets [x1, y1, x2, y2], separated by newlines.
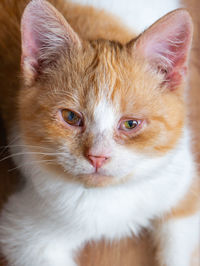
[128, 9, 193, 90]
[21, 0, 81, 85]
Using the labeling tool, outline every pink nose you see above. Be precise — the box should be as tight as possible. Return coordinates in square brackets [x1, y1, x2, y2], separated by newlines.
[87, 155, 109, 169]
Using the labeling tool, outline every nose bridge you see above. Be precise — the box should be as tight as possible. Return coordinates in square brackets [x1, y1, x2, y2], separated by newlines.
[86, 134, 111, 169]
[84, 97, 115, 159]
[89, 132, 111, 156]
[92, 97, 116, 134]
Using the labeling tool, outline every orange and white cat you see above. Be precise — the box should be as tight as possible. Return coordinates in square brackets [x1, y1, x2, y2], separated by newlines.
[0, 0, 199, 265]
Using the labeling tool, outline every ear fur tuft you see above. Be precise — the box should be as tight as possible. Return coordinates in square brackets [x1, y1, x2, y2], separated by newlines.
[21, 0, 81, 85]
[128, 9, 193, 89]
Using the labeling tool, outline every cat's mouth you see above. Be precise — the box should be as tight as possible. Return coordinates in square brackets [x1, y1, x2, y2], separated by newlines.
[48, 161, 129, 187]
[76, 173, 116, 188]
[75, 170, 131, 188]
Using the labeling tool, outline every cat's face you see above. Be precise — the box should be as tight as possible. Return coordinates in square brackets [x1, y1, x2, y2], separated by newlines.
[18, 0, 192, 187]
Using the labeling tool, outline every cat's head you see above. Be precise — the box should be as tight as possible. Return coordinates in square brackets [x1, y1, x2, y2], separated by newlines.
[18, 0, 193, 187]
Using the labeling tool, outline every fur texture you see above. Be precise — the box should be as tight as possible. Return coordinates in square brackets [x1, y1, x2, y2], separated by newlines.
[69, 0, 181, 33]
[0, 0, 199, 266]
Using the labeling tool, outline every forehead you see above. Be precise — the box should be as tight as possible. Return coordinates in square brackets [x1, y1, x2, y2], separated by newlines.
[47, 40, 162, 119]
[82, 49, 161, 117]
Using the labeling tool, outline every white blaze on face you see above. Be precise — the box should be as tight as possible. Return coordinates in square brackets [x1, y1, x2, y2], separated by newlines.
[89, 97, 117, 155]
[93, 98, 116, 134]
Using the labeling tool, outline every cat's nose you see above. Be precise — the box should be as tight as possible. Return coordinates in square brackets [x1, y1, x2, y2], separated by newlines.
[87, 155, 109, 169]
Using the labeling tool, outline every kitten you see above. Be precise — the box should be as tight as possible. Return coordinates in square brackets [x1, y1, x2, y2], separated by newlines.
[0, 0, 199, 265]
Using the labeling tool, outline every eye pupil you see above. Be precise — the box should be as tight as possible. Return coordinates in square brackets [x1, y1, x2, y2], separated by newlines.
[125, 120, 138, 129]
[68, 111, 75, 121]
[128, 120, 133, 127]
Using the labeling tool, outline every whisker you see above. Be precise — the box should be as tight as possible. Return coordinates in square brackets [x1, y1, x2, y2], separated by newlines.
[0, 134, 20, 154]
[0, 134, 21, 154]
[0, 151, 65, 162]
[0, 144, 53, 158]
[8, 159, 57, 172]
[7, 144, 53, 150]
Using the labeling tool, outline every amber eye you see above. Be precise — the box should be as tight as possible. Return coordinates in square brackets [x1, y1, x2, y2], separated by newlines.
[61, 109, 83, 127]
[119, 119, 142, 131]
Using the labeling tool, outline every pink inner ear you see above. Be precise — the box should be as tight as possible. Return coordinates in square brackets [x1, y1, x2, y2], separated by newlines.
[21, 1, 48, 73]
[21, 0, 81, 81]
[146, 27, 188, 67]
[21, 18, 39, 70]
[151, 28, 189, 88]
[136, 10, 193, 89]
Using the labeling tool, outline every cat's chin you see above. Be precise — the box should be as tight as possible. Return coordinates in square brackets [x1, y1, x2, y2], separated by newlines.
[76, 173, 121, 188]
[41, 163, 124, 187]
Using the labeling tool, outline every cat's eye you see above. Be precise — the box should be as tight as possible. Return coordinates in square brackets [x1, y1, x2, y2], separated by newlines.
[61, 109, 83, 127]
[119, 119, 142, 132]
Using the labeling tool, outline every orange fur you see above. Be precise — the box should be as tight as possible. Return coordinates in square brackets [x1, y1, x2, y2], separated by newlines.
[0, 0, 133, 124]
[77, 233, 157, 266]
[0, 0, 199, 265]
[183, 0, 200, 173]
[167, 177, 200, 219]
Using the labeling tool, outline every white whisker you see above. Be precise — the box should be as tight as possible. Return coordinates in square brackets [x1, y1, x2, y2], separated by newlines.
[0, 151, 65, 162]
[8, 159, 57, 172]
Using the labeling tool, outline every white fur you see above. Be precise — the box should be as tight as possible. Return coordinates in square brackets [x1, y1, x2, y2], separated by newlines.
[154, 213, 200, 266]
[0, 126, 198, 266]
[69, 0, 181, 33]
[93, 98, 116, 134]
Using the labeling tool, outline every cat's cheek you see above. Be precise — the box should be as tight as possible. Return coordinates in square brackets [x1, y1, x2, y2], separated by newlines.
[99, 148, 137, 178]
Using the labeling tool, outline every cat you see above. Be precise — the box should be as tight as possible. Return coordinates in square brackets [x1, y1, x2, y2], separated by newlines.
[0, 0, 199, 265]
